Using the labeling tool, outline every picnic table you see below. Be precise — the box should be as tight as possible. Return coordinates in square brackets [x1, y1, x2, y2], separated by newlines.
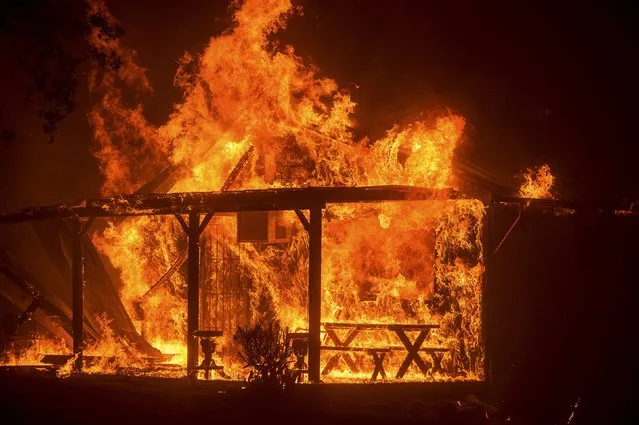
[320, 322, 448, 380]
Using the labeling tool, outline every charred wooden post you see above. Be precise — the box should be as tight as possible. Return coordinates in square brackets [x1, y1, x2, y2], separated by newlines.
[175, 212, 214, 381]
[71, 217, 94, 372]
[308, 206, 322, 383]
[484, 197, 494, 384]
[187, 212, 201, 381]
[71, 219, 83, 372]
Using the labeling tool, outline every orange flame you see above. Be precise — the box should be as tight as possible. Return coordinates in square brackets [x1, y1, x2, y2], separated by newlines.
[13, 0, 485, 382]
[518, 164, 555, 199]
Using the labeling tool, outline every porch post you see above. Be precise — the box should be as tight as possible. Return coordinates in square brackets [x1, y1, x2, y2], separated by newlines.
[484, 197, 494, 384]
[71, 218, 87, 373]
[187, 212, 201, 380]
[308, 206, 322, 383]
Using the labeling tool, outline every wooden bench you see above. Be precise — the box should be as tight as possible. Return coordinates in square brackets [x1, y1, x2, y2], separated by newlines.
[321, 346, 446, 352]
[320, 346, 449, 379]
[418, 347, 448, 374]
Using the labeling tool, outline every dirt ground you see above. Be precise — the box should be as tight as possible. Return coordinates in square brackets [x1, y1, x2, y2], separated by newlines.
[0, 368, 501, 425]
[0, 367, 624, 425]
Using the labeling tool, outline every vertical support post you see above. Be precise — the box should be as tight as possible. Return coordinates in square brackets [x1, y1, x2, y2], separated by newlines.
[71, 219, 84, 373]
[483, 198, 494, 385]
[187, 212, 201, 381]
[308, 206, 322, 383]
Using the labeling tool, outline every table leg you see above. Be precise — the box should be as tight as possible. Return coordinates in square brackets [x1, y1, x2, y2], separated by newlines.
[395, 329, 430, 379]
[321, 327, 360, 375]
[321, 355, 340, 375]
[341, 328, 359, 372]
[370, 351, 387, 380]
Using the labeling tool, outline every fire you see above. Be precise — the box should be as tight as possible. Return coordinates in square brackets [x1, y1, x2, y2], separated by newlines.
[88, 0, 482, 381]
[8, 0, 486, 382]
[369, 116, 464, 188]
[0, 335, 67, 366]
[518, 164, 555, 199]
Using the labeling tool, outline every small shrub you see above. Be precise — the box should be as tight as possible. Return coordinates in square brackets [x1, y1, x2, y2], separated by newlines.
[233, 321, 293, 389]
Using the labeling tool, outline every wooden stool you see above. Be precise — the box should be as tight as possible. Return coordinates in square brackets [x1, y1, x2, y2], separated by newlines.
[193, 330, 227, 379]
[287, 331, 309, 383]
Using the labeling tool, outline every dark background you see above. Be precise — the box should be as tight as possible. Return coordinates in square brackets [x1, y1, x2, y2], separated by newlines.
[488, 205, 639, 423]
[1, 0, 638, 211]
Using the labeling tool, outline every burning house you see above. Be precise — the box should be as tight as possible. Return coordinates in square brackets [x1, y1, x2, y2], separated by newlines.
[0, 0, 487, 384]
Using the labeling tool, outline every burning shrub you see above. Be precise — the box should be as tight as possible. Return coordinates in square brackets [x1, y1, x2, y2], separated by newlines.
[233, 321, 293, 389]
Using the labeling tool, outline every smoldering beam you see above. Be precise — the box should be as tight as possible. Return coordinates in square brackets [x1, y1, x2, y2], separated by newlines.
[0, 186, 464, 223]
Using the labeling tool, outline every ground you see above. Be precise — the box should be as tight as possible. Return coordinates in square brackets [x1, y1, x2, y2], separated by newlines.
[0, 367, 520, 425]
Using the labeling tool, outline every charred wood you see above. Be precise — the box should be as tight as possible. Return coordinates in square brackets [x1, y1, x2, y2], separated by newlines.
[0, 186, 462, 223]
[0, 249, 76, 347]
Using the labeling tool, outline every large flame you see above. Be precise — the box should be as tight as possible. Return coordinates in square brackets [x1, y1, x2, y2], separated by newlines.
[6, 0, 485, 382]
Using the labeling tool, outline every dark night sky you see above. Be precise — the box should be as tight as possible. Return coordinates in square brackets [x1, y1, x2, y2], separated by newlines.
[1, 0, 638, 211]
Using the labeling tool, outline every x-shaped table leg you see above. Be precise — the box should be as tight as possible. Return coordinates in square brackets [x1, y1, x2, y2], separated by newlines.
[321, 327, 359, 375]
[369, 351, 388, 380]
[394, 329, 431, 379]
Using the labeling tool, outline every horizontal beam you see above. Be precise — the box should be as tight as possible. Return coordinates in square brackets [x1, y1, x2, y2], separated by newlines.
[492, 197, 618, 210]
[493, 197, 639, 216]
[0, 186, 465, 224]
[323, 322, 440, 331]
[320, 346, 448, 352]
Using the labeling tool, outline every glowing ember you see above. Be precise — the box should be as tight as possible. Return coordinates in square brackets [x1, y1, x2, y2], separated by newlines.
[518, 164, 555, 199]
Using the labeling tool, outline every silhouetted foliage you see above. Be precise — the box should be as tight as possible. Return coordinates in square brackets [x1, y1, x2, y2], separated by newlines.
[233, 321, 293, 389]
[0, 0, 125, 142]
